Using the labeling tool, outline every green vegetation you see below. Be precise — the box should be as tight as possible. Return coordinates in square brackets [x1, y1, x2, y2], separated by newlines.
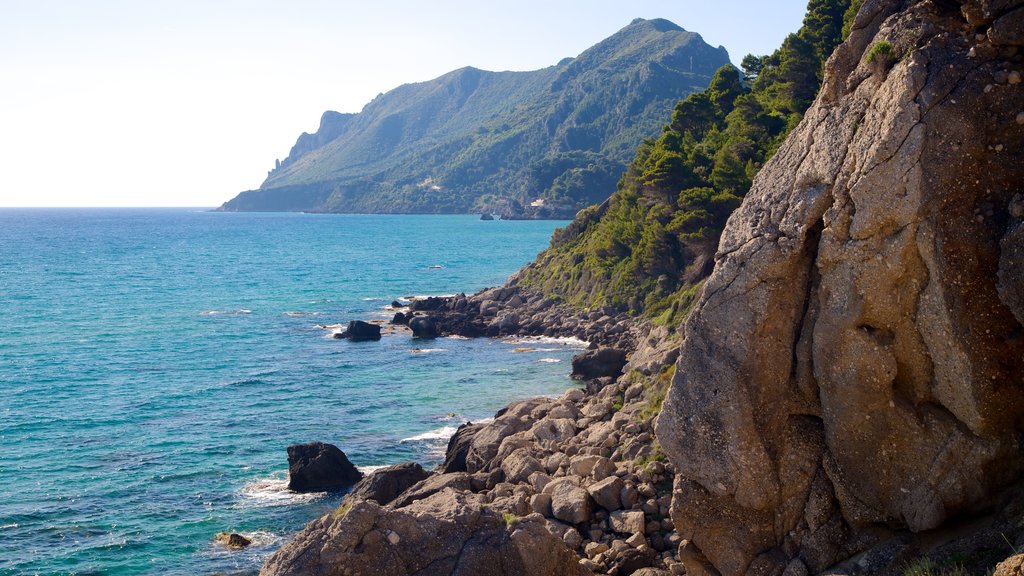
[612, 394, 625, 412]
[635, 364, 675, 422]
[333, 501, 352, 518]
[903, 558, 969, 576]
[518, 0, 851, 319]
[866, 40, 895, 66]
[502, 512, 521, 526]
[842, 0, 865, 40]
[221, 19, 731, 215]
[634, 443, 667, 471]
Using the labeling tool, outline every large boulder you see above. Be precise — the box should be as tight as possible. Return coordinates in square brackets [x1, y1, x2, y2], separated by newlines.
[440, 422, 485, 473]
[655, 1, 1024, 574]
[548, 478, 593, 525]
[287, 442, 362, 493]
[259, 490, 591, 576]
[333, 320, 382, 341]
[571, 347, 628, 380]
[346, 462, 430, 505]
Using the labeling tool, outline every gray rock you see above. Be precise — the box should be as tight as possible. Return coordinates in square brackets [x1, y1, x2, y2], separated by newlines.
[609, 510, 645, 535]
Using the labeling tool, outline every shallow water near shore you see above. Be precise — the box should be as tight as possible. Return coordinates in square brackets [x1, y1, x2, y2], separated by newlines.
[0, 209, 579, 575]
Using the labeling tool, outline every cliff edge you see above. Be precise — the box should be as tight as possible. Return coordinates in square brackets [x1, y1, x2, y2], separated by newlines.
[654, 0, 1024, 574]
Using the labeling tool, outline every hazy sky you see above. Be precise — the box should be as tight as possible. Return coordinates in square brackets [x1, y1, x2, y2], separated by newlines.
[0, 1, 808, 208]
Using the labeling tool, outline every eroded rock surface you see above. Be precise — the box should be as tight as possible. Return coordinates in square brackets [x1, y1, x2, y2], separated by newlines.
[259, 490, 590, 576]
[655, 1, 1024, 574]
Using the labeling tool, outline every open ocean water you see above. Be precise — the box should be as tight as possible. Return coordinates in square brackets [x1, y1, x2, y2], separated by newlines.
[0, 209, 581, 576]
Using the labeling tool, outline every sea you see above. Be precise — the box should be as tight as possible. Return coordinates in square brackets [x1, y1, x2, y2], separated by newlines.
[0, 209, 583, 576]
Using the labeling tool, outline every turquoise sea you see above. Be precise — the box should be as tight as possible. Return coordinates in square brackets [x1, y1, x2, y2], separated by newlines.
[0, 209, 580, 576]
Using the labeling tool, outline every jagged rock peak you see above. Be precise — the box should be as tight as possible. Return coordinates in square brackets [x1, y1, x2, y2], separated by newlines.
[655, 0, 1024, 575]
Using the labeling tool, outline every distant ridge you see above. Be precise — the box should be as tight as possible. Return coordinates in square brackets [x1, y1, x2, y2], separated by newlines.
[219, 18, 730, 217]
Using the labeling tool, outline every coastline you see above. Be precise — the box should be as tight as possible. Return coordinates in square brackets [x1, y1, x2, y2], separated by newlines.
[259, 282, 686, 575]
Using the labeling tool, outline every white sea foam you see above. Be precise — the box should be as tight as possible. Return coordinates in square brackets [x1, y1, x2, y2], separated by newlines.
[502, 336, 588, 347]
[445, 335, 471, 340]
[1, 523, 17, 530]
[539, 358, 562, 363]
[362, 297, 384, 301]
[410, 348, 447, 354]
[239, 475, 326, 507]
[199, 309, 252, 316]
[238, 530, 280, 547]
[357, 465, 390, 475]
[284, 311, 321, 317]
[400, 425, 459, 443]
[404, 294, 457, 301]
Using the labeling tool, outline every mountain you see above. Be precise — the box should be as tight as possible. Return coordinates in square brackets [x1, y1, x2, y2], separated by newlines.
[218, 18, 730, 217]
[516, 0, 851, 321]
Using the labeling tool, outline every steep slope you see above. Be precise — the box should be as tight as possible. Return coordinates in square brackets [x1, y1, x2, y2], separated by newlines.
[516, 0, 851, 320]
[654, 0, 1024, 574]
[219, 18, 730, 216]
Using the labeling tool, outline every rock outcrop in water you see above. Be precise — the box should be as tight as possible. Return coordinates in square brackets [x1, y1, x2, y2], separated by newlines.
[654, 0, 1024, 574]
[287, 442, 363, 492]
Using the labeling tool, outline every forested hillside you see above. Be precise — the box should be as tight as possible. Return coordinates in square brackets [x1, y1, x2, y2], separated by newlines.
[518, 0, 857, 323]
[219, 19, 730, 217]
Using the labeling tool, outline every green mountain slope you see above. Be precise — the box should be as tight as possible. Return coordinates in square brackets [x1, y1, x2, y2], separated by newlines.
[219, 18, 730, 216]
[516, 0, 853, 321]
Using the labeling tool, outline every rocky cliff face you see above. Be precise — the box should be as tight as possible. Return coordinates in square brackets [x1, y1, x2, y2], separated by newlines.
[654, 0, 1024, 574]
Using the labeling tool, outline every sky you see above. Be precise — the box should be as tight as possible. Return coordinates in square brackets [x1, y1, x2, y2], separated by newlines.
[0, 1, 809, 208]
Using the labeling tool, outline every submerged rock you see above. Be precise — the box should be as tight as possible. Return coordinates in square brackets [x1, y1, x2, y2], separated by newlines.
[215, 532, 251, 549]
[286, 442, 362, 493]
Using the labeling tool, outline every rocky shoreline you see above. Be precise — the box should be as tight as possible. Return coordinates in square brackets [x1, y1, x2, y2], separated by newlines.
[260, 284, 687, 575]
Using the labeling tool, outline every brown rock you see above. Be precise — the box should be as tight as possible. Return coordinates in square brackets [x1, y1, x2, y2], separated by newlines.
[391, 472, 471, 508]
[259, 490, 591, 576]
[215, 532, 251, 549]
[655, 1, 1024, 574]
[501, 448, 544, 484]
[346, 462, 430, 505]
[588, 475, 626, 511]
[549, 478, 594, 524]
[995, 554, 1024, 576]
[441, 422, 485, 473]
[609, 510, 645, 535]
